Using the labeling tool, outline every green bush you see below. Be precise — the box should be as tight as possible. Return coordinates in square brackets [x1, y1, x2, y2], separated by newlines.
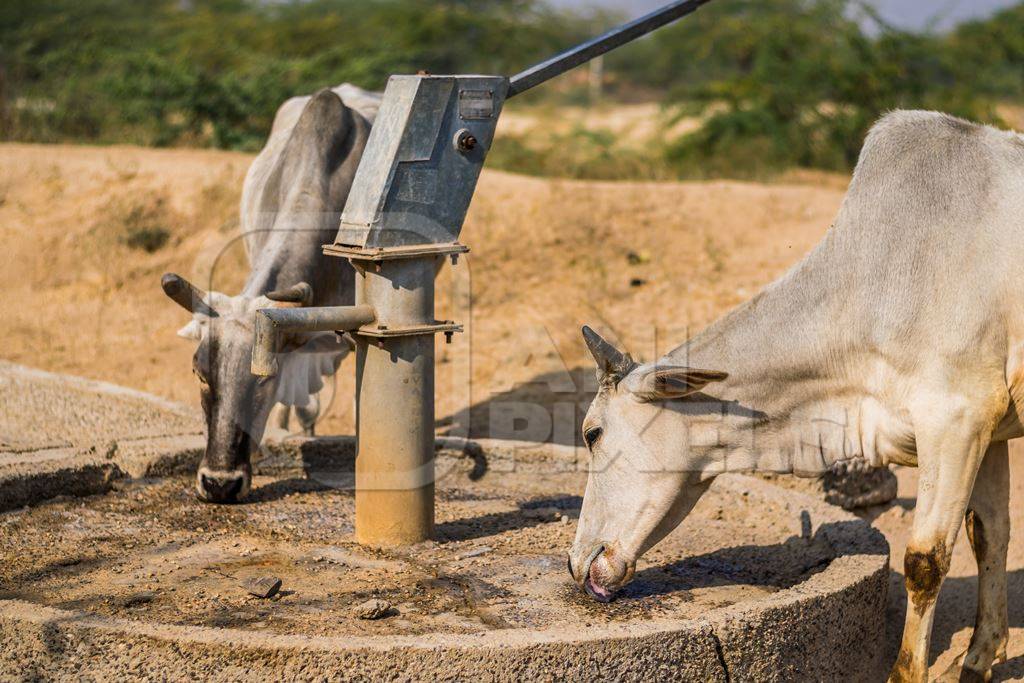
[1, 0, 1022, 178]
[655, 0, 1015, 178]
[658, 0, 1006, 178]
[0, 0, 588, 148]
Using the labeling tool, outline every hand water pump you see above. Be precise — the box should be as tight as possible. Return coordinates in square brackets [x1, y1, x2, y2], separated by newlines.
[251, 0, 718, 546]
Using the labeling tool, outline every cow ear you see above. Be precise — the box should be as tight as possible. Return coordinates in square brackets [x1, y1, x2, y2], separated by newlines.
[633, 366, 728, 402]
[266, 282, 312, 306]
[176, 319, 204, 340]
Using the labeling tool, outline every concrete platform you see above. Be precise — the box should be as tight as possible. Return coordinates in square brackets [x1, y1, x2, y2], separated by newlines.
[0, 365, 890, 681]
[0, 361, 204, 511]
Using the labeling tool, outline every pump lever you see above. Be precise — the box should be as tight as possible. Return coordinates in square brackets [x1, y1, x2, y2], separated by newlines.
[507, 0, 716, 98]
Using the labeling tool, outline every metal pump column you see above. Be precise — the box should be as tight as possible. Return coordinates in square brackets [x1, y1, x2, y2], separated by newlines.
[333, 246, 466, 546]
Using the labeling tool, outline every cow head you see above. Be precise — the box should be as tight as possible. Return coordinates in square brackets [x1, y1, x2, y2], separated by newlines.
[567, 326, 729, 602]
[162, 273, 350, 503]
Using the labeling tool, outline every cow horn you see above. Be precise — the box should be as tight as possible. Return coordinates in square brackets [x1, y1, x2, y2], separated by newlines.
[266, 282, 313, 306]
[161, 273, 218, 318]
[582, 326, 636, 386]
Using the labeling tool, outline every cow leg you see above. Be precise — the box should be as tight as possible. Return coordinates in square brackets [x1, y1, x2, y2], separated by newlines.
[268, 402, 290, 431]
[295, 393, 320, 437]
[890, 418, 992, 683]
[939, 441, 1009, 682]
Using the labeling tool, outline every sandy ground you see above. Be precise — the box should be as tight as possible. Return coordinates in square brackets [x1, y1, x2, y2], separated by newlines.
[1, 142, 1023, 679]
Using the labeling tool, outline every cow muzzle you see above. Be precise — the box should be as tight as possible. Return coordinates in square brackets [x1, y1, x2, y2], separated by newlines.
[569, 543, 635, 603]
[196, 464, 252, 504]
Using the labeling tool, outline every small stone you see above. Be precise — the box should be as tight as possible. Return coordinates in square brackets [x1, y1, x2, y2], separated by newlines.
[355, 598, 394, 620]
[458, 546, 492, 559]
[626, 250, 650, 265]
[560, 515, 570, 525]
[242, 576, 282, 599]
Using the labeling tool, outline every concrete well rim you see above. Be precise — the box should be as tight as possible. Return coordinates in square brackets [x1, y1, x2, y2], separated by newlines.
[0, 468, 887, 655]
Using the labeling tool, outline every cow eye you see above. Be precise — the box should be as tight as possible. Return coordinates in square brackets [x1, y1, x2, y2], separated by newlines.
[584, 426, 603, 450]
[192, 364, 209, 385]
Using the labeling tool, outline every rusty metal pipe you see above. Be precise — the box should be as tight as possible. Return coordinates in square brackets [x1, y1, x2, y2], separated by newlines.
[353, 256, 438, 547]
[251, 305, 376, 377]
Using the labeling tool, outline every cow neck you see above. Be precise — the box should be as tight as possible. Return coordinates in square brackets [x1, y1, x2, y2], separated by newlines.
[665, 240, 868, 478]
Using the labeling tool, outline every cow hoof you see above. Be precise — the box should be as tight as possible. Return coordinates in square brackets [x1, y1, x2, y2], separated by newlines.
[937, 652, 991, 683]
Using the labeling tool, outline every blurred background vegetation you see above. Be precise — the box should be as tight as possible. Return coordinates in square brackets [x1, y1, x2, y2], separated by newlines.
[2, 0, 1023, 178]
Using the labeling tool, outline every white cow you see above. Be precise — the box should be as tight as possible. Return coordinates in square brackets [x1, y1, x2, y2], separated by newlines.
[161, 84, 380, 503]
[568, 110, 1024, 682]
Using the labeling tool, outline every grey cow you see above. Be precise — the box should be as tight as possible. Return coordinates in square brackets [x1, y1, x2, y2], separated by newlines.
[568, 111, 1024, 682]
[162, 84, 380, 503]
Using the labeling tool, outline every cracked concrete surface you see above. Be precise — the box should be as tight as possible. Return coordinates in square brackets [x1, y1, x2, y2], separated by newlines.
[0, 361, 204, 511]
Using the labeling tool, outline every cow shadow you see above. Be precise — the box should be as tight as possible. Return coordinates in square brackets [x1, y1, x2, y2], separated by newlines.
[994, 654, 1024, 681]
[436, 510, 871, 601]
[440, 367, 596, 447]
[434, 494, 582, 543]
[254, 433, 491, 500]
[620, 520, 867, 600]
[256, 364, 598, 492]
[244, 476, 336, 504]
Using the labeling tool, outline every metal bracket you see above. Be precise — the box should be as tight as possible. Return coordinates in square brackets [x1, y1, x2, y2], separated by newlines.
[356, 320, 463, 339]
[323, 242, 469, 262]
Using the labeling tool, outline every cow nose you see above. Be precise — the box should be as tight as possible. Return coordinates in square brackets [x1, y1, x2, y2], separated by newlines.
[566, 547, 595, 586]
[196, 467, 250, 504]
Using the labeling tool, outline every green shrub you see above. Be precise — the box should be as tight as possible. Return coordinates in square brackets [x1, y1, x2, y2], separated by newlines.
[120, 201, 171, 253]
[2, 0, 1022, 179]
[657, 0, 1008, 178]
